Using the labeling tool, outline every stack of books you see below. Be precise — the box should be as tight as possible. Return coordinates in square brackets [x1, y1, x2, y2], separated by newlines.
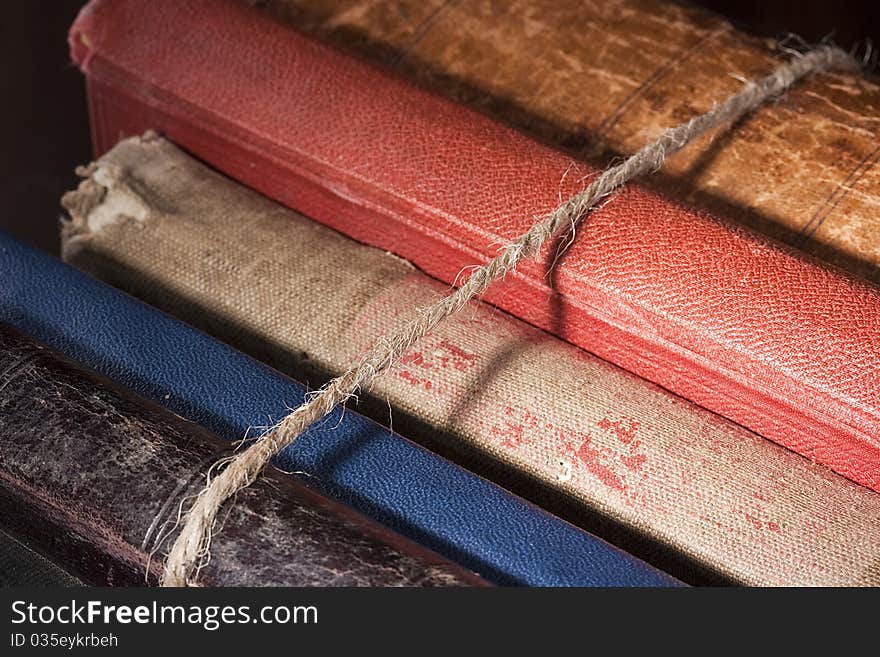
[2, 0, 879, 586]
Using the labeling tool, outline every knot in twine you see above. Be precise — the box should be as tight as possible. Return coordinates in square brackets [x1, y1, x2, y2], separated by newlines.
[160, 45, 858, 586]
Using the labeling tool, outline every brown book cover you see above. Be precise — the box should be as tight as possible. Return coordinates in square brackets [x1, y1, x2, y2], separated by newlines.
[257, 0, 880, 284]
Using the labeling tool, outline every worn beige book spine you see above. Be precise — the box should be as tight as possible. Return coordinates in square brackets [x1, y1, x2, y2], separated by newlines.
[63, 135, 880, 585]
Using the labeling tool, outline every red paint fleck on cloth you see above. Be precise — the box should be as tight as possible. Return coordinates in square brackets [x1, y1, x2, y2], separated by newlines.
[397, 369, 434, 391]
[597, 416, 648, 473]
[598, 417, 640, 444]
[621, 453, 647, 471]
[744, 513, 763, 530]
[490, 409, 649, 505]
[574, 435, 625, 491]
[437, 339, 478, 371]
[399, 340, 477, 373]
[493, 407, 540, 449]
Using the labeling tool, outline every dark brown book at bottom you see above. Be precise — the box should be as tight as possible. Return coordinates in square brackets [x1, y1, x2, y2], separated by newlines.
[0, 324, 484, 586]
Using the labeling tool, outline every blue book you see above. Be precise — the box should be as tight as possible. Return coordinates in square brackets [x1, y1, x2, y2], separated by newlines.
[0, 231, 678, 587]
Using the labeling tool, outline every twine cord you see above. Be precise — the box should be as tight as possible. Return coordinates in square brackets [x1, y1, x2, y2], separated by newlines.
[161, 45, 857, 586]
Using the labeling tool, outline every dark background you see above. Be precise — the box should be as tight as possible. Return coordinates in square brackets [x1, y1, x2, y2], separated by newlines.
[1, 0, 878, 257]
[0, 0, 91, 255]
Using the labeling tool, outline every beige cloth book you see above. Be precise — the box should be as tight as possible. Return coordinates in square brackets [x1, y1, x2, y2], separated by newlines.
[62, 135, 880, 585]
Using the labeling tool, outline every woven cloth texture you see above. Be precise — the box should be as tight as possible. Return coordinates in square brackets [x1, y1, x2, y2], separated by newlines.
[67, 0, 880, 493]
[63, 136, 880, 586]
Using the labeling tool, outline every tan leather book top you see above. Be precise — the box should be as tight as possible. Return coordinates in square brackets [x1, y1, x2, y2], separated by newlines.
[256, 0, 880, 283]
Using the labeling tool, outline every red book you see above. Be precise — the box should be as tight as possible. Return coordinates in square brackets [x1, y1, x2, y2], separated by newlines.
[70, 0, 880, 491]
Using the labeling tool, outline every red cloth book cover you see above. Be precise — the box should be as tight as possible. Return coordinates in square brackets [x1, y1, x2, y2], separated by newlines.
[70, 0, 880, 491]
[61, 134, 880, 585]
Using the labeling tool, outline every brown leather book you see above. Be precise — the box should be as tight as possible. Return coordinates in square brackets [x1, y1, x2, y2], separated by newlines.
[255, 0, 880, 284]
[0, 323, 483, 587]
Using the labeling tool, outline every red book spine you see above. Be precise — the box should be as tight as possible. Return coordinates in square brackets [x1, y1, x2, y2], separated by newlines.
[70, 0, 880, 491]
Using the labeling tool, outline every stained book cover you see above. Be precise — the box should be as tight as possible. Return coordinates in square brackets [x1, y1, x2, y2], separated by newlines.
[62, 136, 880, 586]
[68, 0, 880, 494]
[257, 0, 880, 285]
[0, 323, 482, 587]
